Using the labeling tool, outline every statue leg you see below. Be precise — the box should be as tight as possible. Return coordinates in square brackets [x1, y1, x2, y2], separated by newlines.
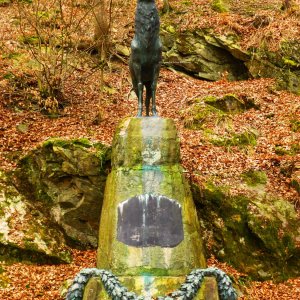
[151, 68, 159, 116]
[130, 58, 143, 117]
[137, 82, 143, 117]
[145, 82, 152, 117]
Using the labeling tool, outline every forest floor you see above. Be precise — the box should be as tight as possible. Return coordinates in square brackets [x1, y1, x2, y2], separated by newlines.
[0, 0, 300, 299]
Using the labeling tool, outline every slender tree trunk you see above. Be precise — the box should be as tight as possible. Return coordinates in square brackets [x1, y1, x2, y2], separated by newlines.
[94, 0, 111, 60]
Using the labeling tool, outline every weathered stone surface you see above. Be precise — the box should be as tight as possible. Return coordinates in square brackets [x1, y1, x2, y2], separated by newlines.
[14, 138, 111, 247]
[161, 28, 249, 81]
[117, 194, 184, 248]
[182, 94, 259, 131]
[193, 182, 300, 280]
[159, 18, 300, 94]
[246, 57, 300, 95]
[96, 116, 206, 300]
[83, 276, 219, 300]
[112, 117, 180, 168]
[98, 118, 206, 277]
[0, 171, 71, 263]
[204, 94, 258, 113]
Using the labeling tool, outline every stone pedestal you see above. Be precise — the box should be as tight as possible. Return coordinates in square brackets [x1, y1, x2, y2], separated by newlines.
[84, 117, 219, 299]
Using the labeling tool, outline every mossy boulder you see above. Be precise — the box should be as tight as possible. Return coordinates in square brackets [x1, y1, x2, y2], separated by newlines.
[246, 41, 300, 94]
[210, 130, 258, 148]
[182, 94, 258, 131]
[160, 13, 300, 94]
[14, 138, 111, 247]
[193, 182, 300, 280]
[182, 102, 225, 130]
[211, 0, 229, 12]
[0, 171, 71, 264]
[204, 94, 258, 113]
[161, 28, 249, 81]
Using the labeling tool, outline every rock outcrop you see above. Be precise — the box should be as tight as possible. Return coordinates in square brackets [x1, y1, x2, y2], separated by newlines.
[14, 138, 111, 247]
[0, 171, 71, 263]
[161, 28, 249, 81]
[193, 182, 300, 280]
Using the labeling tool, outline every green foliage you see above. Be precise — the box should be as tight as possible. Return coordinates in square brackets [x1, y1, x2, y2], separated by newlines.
[241, 170, 267, 186]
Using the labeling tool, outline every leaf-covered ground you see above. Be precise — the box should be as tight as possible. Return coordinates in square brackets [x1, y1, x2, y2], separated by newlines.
[0, 0, 300, 299]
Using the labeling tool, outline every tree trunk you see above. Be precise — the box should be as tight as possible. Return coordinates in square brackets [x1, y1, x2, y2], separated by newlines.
[94, 0, 111, 60]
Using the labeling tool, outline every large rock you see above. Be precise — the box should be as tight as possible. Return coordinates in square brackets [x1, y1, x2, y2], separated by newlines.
[161, 27, 249, 81]
[192, 182, 300, 280]
[14, 138, 111, 247]
[0, 171, 71, 263]
[246, 44, 300, 95]
[160, 22, 300, 94]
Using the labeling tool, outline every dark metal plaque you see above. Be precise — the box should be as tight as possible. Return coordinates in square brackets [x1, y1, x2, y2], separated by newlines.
[117, 194, 183, 248]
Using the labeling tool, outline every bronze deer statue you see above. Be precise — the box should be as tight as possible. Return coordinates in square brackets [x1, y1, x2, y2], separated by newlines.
[129, 0, 162, 117]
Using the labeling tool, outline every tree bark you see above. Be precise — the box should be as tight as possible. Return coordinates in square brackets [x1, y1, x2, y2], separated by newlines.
[94, 0, 111, 60]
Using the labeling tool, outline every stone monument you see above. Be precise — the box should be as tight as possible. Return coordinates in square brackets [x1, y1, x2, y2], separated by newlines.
[66, 1, 237, 299]
[80, 117, 223, 299]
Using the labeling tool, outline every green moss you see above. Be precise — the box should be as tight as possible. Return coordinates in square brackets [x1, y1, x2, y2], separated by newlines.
[242, 170, 267, 186]
[193, 180, 300, 280]
[0, 243, 67, 264]
[204, 94, 257, 113]
[210, 130, 257, 147]
[291, 178, 300, 194]
[275, 144, 299, 156]
[183, 103, 226, 129]
[283, 58, 299, 68]
[180, 0, 192, 6]
[290, 119, 300, 132]
[0, 0, 11, 6]
[211, 0, 229, 12]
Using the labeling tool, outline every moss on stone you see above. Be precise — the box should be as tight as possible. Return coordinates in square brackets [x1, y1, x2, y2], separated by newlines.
[211, 0, 229, 12]
[204, 94, 256, 113]
[241, 170, 267, 186]
[193, 181, 300, 280]
[275, 144, 299, 156]
[183, 102, 226, 130]
[97, 117, 206, 279]
[210, 130, 257, 147]
[291, 119, 300, 132]
[13, 138, 111, 247]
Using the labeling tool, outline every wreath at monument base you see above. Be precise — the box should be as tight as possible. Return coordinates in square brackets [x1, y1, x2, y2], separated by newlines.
[66, 267, 237, 300]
